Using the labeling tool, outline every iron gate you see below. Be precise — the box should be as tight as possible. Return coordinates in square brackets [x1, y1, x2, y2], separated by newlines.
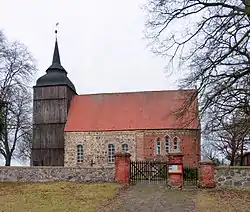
[183, 167, 198, 186]
[130, 161, 168, 184]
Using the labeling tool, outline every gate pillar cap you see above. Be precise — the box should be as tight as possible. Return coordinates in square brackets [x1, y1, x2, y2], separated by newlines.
[199, 158, 214, 165]
[115, 152, 131, 157]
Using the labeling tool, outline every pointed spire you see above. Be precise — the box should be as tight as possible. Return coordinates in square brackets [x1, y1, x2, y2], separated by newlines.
[36, 23, 76, 93]
[52, 36, 61, 65]
[46, 24, 67, 74]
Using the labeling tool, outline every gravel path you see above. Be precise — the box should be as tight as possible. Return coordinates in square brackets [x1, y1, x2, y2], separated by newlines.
[102, 184, 197, 212]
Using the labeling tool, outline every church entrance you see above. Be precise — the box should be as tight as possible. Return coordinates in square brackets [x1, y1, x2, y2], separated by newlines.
[130, 161, 168, 185]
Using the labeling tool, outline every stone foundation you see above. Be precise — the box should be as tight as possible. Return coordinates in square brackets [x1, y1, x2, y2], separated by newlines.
[0, 166, 114, 182]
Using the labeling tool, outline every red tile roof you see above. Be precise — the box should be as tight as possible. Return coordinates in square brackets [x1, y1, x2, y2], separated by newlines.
[64, 90, 200, 132]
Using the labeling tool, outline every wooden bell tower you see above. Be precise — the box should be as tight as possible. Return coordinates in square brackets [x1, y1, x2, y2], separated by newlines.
[31, 30, 76, 166]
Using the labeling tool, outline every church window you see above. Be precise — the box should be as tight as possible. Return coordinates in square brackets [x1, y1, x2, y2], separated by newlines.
[156, 138, 161, 155]
[122, 144, 128, 152]
[108, 144, 115, 163]
[173, 137, 180, 152]
[165, 136, 170, 153]
[77, 144, 84, 163]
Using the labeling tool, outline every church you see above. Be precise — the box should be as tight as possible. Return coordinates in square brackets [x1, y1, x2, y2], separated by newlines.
[31, 36, 201, 168]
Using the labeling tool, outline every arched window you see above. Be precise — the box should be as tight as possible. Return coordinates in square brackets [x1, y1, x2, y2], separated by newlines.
[108, 144, 115, 163]
[156, 138, 161, 155]
[77, 145, 84, 163]
[122, 144, 128, 152]
[173, 137, 180, 152]
[165, 136, 170, 153]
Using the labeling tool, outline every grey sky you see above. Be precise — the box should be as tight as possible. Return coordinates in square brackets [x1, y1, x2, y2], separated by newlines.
[0, 0, 180, 165]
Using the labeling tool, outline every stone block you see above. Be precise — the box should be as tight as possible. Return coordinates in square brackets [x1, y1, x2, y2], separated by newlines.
[215, 167, 250, 188]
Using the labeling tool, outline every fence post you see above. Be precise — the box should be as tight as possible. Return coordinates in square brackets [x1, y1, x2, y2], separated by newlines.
[199, 159, 216, 188]
[115, 152, 131, 184]
[167, 153, 184, 188]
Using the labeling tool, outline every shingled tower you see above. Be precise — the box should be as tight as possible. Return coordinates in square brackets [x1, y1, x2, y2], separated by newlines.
[31, 32, 76, 166]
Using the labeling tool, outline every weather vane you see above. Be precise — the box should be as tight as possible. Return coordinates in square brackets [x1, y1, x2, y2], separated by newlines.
[55, 22, 59, 37]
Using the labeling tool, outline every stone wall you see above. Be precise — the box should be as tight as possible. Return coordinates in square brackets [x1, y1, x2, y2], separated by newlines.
[215, 166, 250, 187]
[64, 129, 200, 168]
[0, 166, 114, 182]
[64, 131, 137, 167]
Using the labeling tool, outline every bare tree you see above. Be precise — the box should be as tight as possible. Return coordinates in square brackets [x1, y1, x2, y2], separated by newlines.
[201, 140, 220, 164]
[144, 0, 250, 130]
[16, 126, 32, 164]
[0, 87, 33, 166]
[0, 30, 36, 166]
[209, 113, 250, 166]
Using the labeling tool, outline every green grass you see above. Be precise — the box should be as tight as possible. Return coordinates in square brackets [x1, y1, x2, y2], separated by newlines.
[197, 188, 250, 212]
[0, 182, 121, 212]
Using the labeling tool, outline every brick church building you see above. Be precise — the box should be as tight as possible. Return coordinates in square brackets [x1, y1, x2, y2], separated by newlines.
[31, 36, 201, 168]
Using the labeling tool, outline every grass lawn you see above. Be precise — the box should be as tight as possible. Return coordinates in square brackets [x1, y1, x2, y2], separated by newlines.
[197, 188, 250, 212]
[0, 182, 121, 212]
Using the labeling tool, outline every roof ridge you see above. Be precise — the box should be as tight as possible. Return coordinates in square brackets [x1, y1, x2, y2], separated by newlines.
[76, 89, 197, 96]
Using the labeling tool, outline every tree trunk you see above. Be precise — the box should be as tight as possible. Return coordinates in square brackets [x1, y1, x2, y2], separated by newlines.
[230, 151, 235, 166]
[246, 0, 250, 19]
[240, 142, 244, 166]
[5, 155, 11, 166]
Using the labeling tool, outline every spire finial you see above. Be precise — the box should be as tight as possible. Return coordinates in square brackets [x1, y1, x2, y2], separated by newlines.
[55, 22, 59, 39]
[52, 22, 61, 65]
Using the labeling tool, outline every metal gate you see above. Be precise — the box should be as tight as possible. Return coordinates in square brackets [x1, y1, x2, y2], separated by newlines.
[183, 167, 198, 186]
[130, 161, 168, 184]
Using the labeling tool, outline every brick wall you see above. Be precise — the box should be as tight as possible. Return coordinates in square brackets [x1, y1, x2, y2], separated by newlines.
[142, 130, 200, 167]
[135, 132, 144, 161]
[0, 166, 114, 182]
[215, 166, 250, 187]
[65, 129, 200, 168]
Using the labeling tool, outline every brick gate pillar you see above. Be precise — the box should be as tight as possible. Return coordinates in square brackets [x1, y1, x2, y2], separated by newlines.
[115, 152, 131, 184]
[167, 153, 184, 188]
[199, 159, 216, 188]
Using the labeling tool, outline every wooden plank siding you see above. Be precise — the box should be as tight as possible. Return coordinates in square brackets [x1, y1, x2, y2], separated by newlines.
[31, 85, 76, 166]
[243, 154, 250, 166]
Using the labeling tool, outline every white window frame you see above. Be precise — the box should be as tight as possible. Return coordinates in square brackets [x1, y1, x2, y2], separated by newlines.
[108, 144, 115, 163]
[122, 143, 128, 152]
[165, 136, 170, 153]
[156, 139, 161, 155]
[77, 144, 84, 163]
[173, 137, 180, 152]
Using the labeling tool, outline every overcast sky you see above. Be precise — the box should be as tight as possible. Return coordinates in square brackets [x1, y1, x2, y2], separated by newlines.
[0, 0, 181, 165]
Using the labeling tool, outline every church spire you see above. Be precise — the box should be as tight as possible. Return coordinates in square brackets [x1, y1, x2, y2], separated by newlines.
[52, 38, 61, 65]
[35, 24, 76, 93]
[52, 26, 61, 65]
[46, 25, 67, 73]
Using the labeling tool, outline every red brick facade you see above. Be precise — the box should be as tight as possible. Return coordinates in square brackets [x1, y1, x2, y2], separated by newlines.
[115, 152, 185, 188]
[115, 152, 131, 184]
[167, 153, 184, 188]
[135, 130, 200, 168]
[199, 160, 216, 188]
